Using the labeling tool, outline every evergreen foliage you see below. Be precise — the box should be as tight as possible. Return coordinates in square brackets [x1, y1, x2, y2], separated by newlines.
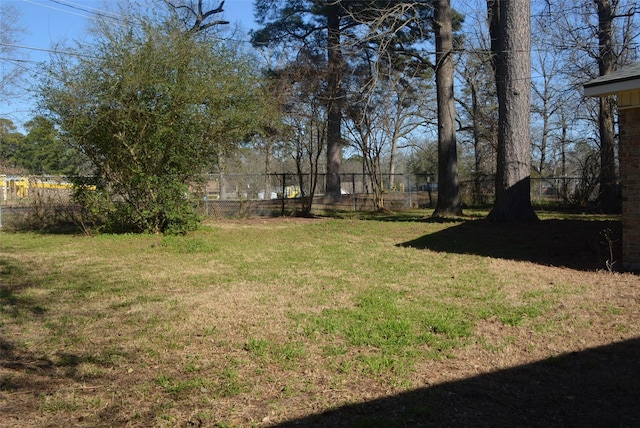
[39, 16, 270, 233]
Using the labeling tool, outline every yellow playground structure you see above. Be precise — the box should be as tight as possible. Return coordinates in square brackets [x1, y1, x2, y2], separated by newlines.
[0, 175, 79, 201]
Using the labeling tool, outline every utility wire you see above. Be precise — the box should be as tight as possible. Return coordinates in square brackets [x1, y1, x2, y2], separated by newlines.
[21, 0, 125, 22]
[46, 0, 120, 18]
[0, 42, 95, 59]
[20, 0, 94, 19]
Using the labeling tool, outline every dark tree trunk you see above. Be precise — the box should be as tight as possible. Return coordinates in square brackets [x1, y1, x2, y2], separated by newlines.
[325, 5, 343, 202]
[433, 0, 462, 217]
[487, 0, 538, 223]
[595, 0, 620, 213]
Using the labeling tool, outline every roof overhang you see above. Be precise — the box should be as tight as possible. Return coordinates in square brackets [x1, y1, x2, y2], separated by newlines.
[584, 62, 640, 97]
[584, 78, 640, 97]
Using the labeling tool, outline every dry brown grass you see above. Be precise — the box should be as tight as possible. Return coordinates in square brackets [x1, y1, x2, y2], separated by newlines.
[1, 214, 639, 427]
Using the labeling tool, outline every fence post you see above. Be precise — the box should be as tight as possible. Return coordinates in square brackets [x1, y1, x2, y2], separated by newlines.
[281, 173, 286, 216]
[352, 173, 356, 211]
[0, 175, 4, 228]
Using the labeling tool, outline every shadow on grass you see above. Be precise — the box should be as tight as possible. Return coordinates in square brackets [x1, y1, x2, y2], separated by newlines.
[275, 337, 640, 427]
[399, 218, 622, 272]
[0, 256, 48, 317]
[0, 256, 128, 394]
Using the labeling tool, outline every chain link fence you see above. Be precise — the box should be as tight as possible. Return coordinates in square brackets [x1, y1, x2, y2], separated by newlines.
[196, 173, 601, 218]
[0, 173, 607, 222]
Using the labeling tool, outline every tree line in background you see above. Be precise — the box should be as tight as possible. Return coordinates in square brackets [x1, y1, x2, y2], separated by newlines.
[0, 0, 637, 233]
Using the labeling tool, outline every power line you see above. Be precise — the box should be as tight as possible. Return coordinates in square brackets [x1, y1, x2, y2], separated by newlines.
[0, 56, 41, 65]
[45, 0, 124, 21]
[20, 0, 124, 22]
[0, 42, 95, 59]
[20, 0, 94, 20]
[47, 0, 120, 18]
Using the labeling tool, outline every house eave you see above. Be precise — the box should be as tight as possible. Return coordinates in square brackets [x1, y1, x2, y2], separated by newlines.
[584, 78, 640, 98]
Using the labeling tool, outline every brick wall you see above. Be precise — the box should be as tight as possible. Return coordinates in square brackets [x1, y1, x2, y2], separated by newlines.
[620, 107, 640, 271]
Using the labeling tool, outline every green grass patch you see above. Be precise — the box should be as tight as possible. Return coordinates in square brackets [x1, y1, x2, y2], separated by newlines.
[299, 287, 473, 375]
[155, 374, 208, 397]
[159, 234, 220, 254]
[244, 337, 306, 369]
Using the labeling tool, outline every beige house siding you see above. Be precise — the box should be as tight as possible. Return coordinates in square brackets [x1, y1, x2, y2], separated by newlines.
[619, 89, 640, 110]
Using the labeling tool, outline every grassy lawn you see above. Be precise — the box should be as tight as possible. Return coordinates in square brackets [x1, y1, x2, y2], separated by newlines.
[1, 211, 638, 426]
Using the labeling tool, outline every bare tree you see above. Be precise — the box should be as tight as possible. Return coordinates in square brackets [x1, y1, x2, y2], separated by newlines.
[529, 7, 587, 204]
[253, 1, 442, 204]
[593, 0, 629, 213]
[341, 1, 463, 213]
[531, 46, 567, 176]
[263, 50, 329, 215]
[456, 23, 498, 206]
[0, 4, 26, 100]
[385, 71, 434, 191]
[343, 41, 434, 210]
[487, 0, 538, 223]
[286, 58, 327, 215]
[251, 1, 350, 203]
[164, 0, 229, 32]
[543, 0, 638, 212]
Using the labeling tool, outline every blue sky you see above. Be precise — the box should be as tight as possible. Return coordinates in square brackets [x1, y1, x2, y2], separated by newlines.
[1, 0, 494, 132]
[1, 0, 257, 129]
[11, 0, 256, 56]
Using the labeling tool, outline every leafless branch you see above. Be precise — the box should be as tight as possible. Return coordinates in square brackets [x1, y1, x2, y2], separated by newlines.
[165, 0, 229, 32]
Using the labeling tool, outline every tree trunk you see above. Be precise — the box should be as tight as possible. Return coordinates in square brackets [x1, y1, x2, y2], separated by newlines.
[595, 0, 620, 213]
[325, 5, 343, 202]
[560, 111, 569, 202]
[470, 80, 482, 205]
[433, 0, 462, 217]
[389, 131, 398, 191]
[538, 89, 549, 174]
[487, 0, 538, 223]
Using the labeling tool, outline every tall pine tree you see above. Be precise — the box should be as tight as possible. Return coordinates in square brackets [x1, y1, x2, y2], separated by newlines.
[251, 1, 444, 202]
